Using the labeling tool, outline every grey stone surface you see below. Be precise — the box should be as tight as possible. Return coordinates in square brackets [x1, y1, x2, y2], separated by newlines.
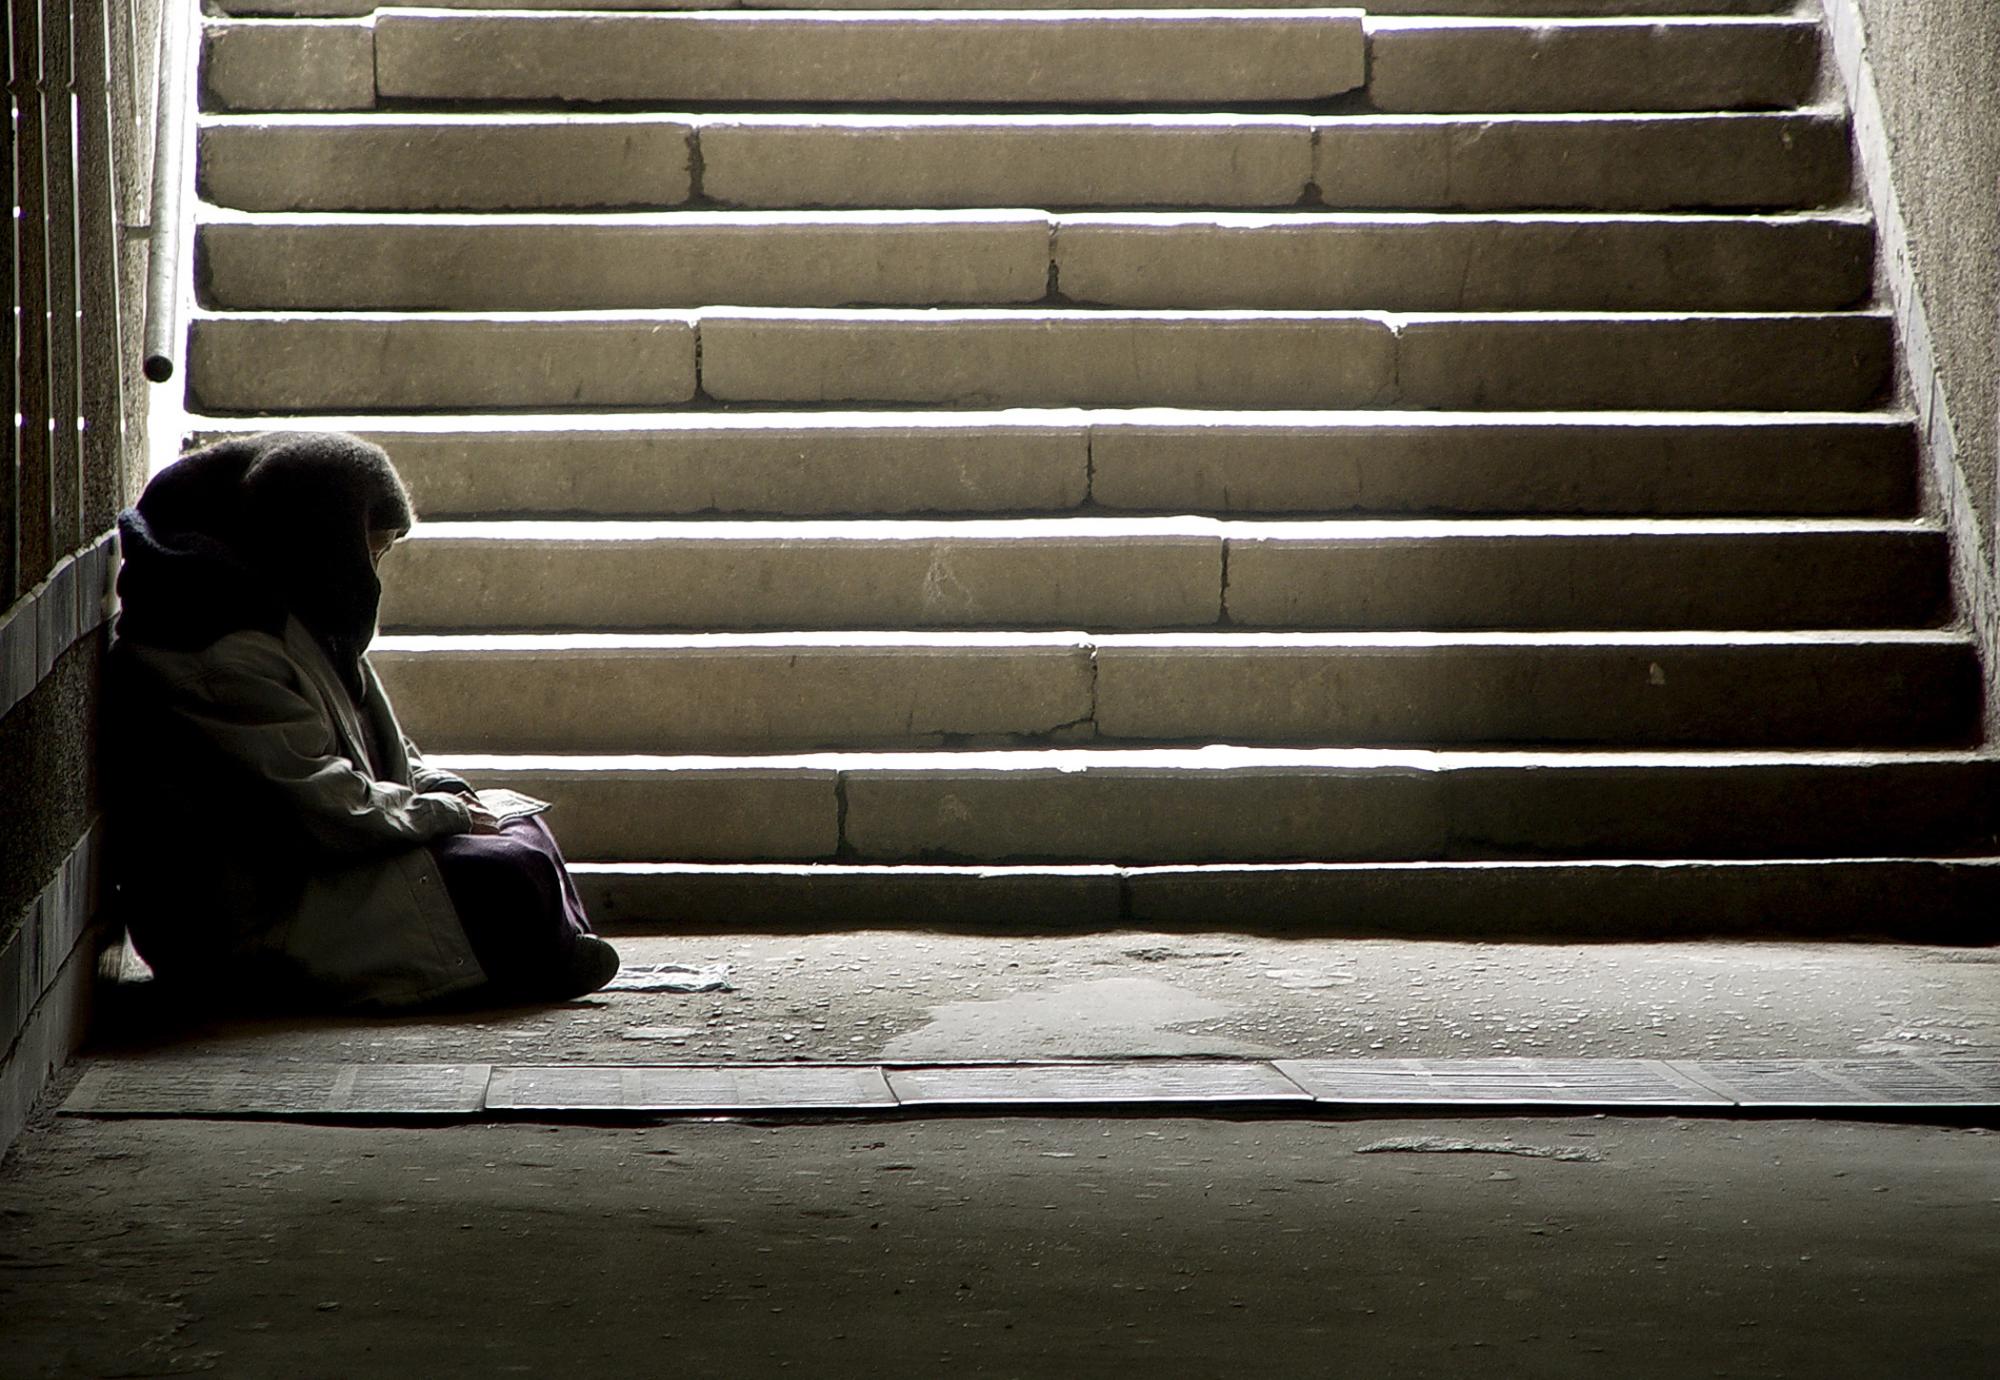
[838, 759, 1449, 864]
[1220, 522, 1949, 630]
[1837, 0, 2000, 734]
[197, 213, 1052, 310]
[375, 631, 1978, 753]
[201, 20, 375, 112]
[1393, 312, 1895, 410]
[430, 760, 842, 863]
[374, 10, 1366, 104]
[8, 1113, 1997, 1377]
[198, 116, 696, 211]
[212, 0, 1797, 12]
[1053, 213, 1872, 311]
[1364, 16, 1819, 113]
[1084, 414, 1916, 517]
[700, 116, 1314, 210]
[373, 636, 1099, 752]
[1312, 111, 1851, 211]
[332, 417, 1091, 517]
[698, 310, 1400, 408]
[379, 522, 1223, 630]
[1089, 633, 1977, 748]
[186, 313, 699, 411]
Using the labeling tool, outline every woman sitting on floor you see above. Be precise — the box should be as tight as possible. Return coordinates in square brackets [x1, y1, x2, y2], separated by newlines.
[106, 430, 619, 1008]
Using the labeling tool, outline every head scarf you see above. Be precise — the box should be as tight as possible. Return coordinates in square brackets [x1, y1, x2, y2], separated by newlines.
[116, 431, 414, 699]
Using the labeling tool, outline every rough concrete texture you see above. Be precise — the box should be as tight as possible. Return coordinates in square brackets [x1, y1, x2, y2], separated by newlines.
[698, 310, 1401, 410]
[186, 313, 699, 411]
[1082, 413, 1914, 517]
[194, 205, 1920, 313]
[1312, 111, 1850, 212]
[72, 933, 2000, 1065]
[376, 519, 1944, 634]
[197, 117, 697, 212]
[1053, 213, 1872, 313]
[372, 631, 1978, 753]
[1851, 1, 2000, 581]
[1218, 521, 1946, 630]
[1364, 17, 1819, 113]
[379, 521, 1225, 630]
[201, 20, 376, 113]
[372, 11, 1367, 105]
[700, 116, 1315, 212]
[197, 214, 1054, 311]
[4, 1109, 1994, 1378]
[428, 749, 2000, 866]
[1392, 311, 1893, 411]
[341, 417, 1093, 518]
[217, 412, 1914, 520]
[208, 0, 1800, 14]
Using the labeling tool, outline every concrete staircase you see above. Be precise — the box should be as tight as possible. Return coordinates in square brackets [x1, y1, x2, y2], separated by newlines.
[184, 0, 2000, 937]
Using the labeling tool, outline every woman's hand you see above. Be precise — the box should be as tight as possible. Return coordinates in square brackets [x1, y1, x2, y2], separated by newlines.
[460, 794, 503, 835]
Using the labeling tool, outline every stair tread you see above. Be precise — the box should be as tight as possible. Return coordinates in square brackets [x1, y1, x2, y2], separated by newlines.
[431, 747, 2000, 770]
[373, 629, 1973, 652]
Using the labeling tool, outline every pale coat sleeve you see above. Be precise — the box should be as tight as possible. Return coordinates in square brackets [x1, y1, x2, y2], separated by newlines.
[132, 633, 473, 857]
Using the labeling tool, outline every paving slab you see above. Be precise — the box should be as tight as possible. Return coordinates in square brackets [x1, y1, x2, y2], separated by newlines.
[61, 1061, 491, 1116]
[886, 1060, 1309, 1106]
[485, 1063, 895, 1111]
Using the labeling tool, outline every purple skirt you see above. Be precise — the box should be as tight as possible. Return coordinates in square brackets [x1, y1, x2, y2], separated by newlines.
[428, 816, 594, 998]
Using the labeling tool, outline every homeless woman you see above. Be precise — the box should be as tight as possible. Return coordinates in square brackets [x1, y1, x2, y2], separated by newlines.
[106, 431, 620, 1008]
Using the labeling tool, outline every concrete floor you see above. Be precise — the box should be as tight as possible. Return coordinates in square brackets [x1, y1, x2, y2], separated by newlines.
[6, 933, 2000, 1377]
[82, 932, 2000, 1066]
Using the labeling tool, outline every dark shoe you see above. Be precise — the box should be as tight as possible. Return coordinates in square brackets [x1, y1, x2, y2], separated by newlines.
[556, 935, 621, 999]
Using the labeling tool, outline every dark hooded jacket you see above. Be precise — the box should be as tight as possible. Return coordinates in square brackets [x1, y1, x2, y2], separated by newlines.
[107, 433, 483, 1007]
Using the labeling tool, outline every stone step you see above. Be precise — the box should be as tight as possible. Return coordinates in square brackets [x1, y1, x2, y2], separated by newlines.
[195, 212, 1873, 313]
[198, 110, 1851, 214]
[214, 1, 1800, 18]
[372, 9, 1366, 107]
[374, 518, 1948, 632]
[185, 410, 1917, 520]
[570, 859, 1999, 942]
[369, 630, 1980, 753]
[1365, 16, 1818, 114]
[419, 748, 2000, 863]
[187, 310, 1894, 412]
[200, 12, 1811, 115]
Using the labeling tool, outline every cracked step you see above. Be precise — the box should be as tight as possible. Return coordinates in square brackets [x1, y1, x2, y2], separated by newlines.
[195, 211, 1873, 313]
[370, 630, 1980, 753]
[186, 410, 1917, 520]
[421, 748, 2000, 863]
[374, 518, 1948, 632]
[197, 111, 1852, 214]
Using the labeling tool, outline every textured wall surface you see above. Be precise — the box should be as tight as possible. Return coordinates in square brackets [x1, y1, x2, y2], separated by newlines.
[4, 0, 166, 1150]
[1852, 0, 2000, 555]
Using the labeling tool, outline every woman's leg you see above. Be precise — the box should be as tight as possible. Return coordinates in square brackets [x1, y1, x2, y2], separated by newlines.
[429, 818, 612, 999]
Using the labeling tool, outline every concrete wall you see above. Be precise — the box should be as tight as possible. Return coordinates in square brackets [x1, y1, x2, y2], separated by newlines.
[2, 0, 169, 1156]
[1822, 0, 2000, 718]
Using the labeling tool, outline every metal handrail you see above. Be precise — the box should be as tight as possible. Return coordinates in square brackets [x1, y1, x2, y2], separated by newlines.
[141, 0, 194, 384]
